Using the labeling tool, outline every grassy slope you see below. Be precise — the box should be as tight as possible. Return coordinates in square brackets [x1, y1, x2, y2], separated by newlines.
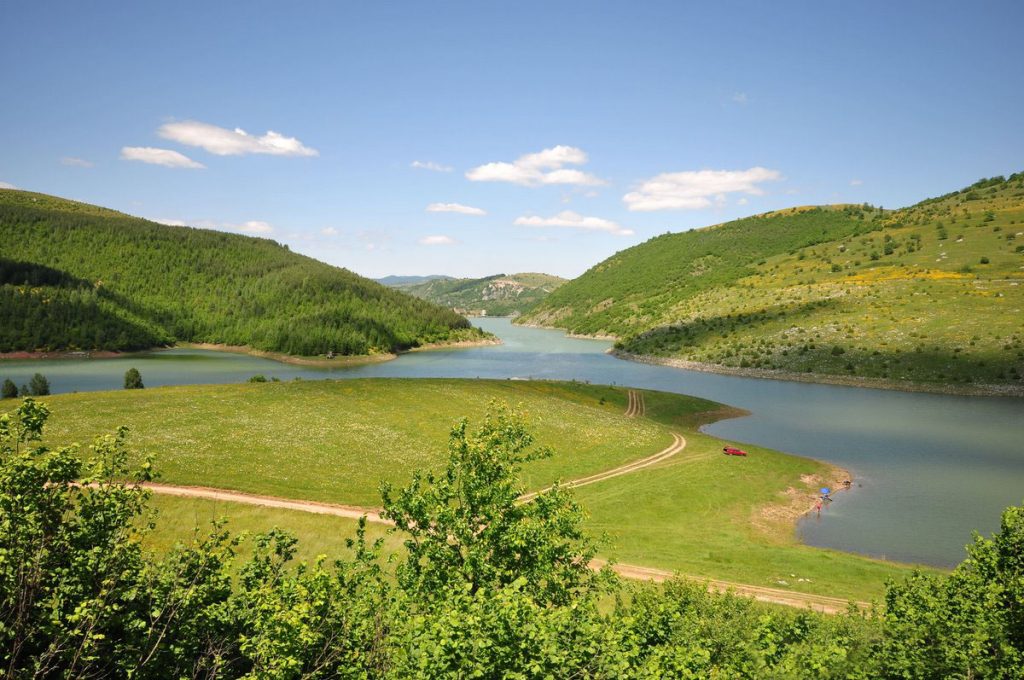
[398, 272, 566, 316]
[522, 174, 1024, 389]
[42, 379, 678, 506]
[0, 190, 480, 356]
[36, 379, 926, 600]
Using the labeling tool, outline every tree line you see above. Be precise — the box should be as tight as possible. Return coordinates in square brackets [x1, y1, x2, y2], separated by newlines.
[1, 399, 1020, 678]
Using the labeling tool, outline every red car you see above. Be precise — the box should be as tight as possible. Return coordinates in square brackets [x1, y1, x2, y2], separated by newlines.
[722, 446, 748, 457]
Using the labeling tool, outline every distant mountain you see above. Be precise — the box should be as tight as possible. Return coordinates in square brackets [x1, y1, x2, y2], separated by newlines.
[401, 273, 567, 317]
[0, 190, 485, 357]
[521, 173, 1024, 389]
[376, 274, 453, 287]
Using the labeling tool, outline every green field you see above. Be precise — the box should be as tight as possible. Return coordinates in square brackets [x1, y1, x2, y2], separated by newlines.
[42, 379, 681, 505]
[521, 174, 1024, 389]
[35, 379, 928, 600]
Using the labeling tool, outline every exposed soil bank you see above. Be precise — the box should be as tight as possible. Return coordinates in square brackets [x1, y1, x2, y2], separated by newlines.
[0, 336, 502, 368]
[513, 320, 1024, 397]
[406, 337, 503, 353]
[514, 321, 618, 341]
[0, 350, 125, 360]
[613, 350, 1024, 398]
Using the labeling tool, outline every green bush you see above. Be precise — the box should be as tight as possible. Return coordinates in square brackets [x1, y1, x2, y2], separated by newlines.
[123, 367, 144, 389]
[28, 372, 49, 396]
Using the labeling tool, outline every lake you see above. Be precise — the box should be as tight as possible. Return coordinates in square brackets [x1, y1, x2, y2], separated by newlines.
[2, 317, 1022, 568]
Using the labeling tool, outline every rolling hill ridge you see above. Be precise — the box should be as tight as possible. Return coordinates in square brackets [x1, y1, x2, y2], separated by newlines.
[0, 190, 484, 356]
[520, 174, 1024, 390]
[396, 272, 566, 316]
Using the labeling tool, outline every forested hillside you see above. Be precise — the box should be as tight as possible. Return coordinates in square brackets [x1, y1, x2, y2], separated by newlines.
[521, 174, 1024, 388]
[397, 272, 566, 316]
[0, 190, 482, 356]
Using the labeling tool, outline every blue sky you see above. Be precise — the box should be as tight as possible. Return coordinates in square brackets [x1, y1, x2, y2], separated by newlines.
[2, 1, 1022, 279]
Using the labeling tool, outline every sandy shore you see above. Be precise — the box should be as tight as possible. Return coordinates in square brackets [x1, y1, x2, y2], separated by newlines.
[406, 337, 502, 352]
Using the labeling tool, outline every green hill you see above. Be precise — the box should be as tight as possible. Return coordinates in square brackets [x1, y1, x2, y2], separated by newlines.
[520, 174, 1024, 389]
[0, 190, 483, 356]
[376, 274, 452, 286]
[398, 272, 566, 316]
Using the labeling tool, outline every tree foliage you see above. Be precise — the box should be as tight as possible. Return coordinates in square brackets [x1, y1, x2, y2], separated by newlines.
[123, 368, 144, 390]
[0, 191, 482, 356]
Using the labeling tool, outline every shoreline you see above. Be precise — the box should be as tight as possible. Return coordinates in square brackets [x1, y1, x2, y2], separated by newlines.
[614, 350, 1024, 398]
[513, 321, 618, 341]
[0, 336, 503, 368]
[513, 319, 1024, 398]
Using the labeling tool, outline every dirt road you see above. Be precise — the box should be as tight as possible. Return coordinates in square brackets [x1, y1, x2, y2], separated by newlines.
[624, 389, 646, 417]
[517, 432, 684, 502]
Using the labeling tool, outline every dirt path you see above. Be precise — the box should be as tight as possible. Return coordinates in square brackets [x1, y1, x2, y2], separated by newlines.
[140, 483, 864, 614]
[517, 433, 685, 502]
[592, 560, 868, 614]
[140, 483, 392, 525]
[138, 484, 863, 613]
[624, 389, 646, 417]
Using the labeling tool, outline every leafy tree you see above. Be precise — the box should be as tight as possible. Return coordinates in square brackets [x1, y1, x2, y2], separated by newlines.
[0, 378, 16, 399]
[124, 367, 144, 389]
[28, 373, 49, 396]
[381, 403, 609, 606]
[880, 503, 1024, 677]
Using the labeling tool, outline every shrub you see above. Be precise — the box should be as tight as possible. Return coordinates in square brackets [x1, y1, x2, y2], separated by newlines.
[123, 367, 144, 389]
[28, 373, 49, 396]
[1, 378, 16, 399]
[248, 374, 268, 383]
[980, 256, 990, 264]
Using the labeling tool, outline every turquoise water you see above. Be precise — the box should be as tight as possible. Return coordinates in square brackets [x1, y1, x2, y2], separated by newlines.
[2, 318, 1022, 567]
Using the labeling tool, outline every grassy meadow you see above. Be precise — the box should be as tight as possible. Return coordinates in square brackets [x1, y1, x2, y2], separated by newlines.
[40, 378, 689, 505]
[28, 378, 931, 600]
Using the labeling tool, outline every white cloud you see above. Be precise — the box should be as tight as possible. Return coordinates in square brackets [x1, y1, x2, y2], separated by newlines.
[732, 92, 748, 105]
[0, 181, 17, 189]
[158, 120, 318, 157]
[411, 160, 452, 172]
[152, 218, 189, 226]
[514, 210, 633, 236]
[623, 167, 781, 211]
[850, 178, 864, 186]
[238, 220, 274, 234]
[120, 146, 205, 169]
[737, 197, 749, 206]
[61, 156, 94, 168]
[466, 145, 606, 187]
[426, 202, 486, 216]
[321, 227, 339, 236]
[419, 234, 456, 246]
